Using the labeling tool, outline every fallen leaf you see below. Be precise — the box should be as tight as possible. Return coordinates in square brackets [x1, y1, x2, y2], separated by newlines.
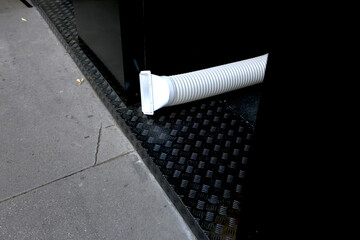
[76, 77, 84, 86]
[21, 18, 27, 22]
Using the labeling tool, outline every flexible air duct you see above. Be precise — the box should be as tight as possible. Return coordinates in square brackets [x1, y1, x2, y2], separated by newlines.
[139, 53, 268, 115]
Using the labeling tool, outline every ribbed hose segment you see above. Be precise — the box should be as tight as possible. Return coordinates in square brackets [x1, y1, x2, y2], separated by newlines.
[168, 54, 268, 106]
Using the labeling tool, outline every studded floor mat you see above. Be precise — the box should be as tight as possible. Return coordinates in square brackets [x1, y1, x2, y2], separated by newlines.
[120, 101, 254, 240]
[31, 1, 258, 239]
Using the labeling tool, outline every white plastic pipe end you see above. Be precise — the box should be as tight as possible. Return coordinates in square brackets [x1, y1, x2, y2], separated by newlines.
[139, 71, 174, 115]
[139, 71, 154, 115]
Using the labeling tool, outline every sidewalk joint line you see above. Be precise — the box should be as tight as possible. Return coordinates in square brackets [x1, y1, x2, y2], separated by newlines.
[0, 150, 136, 205]
[0, 166, 92, 205]
[95, 150, 135, 167]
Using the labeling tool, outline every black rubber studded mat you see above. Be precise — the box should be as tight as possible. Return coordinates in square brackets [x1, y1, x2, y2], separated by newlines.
[121, 102, 254, 240]
[31, 1, 257, 239]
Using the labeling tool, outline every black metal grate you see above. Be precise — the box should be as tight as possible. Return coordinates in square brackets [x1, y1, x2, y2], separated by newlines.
[31, 1, 257, 239]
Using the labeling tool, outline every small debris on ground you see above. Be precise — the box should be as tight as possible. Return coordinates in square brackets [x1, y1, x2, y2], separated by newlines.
[76, 77, 84, 85]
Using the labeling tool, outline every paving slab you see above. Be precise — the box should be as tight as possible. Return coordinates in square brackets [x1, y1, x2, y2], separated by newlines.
[0, 6, 195, 240]
[0, 0, 27, 11]
[0, 7, 133, 201]
[0, 153, 195, 240]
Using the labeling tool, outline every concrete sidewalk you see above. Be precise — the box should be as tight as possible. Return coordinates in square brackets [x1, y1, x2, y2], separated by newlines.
[0, 4, 194, 239]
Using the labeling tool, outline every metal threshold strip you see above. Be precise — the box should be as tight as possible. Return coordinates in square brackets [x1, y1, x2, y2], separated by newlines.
[30, 1, 258, 239]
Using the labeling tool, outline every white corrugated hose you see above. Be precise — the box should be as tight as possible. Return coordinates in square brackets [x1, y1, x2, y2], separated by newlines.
[139, 53, 268, 115]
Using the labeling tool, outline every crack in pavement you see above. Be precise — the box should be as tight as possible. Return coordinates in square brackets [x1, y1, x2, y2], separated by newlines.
[93, 123, 102, 166]
[0, 150, 135, 205]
